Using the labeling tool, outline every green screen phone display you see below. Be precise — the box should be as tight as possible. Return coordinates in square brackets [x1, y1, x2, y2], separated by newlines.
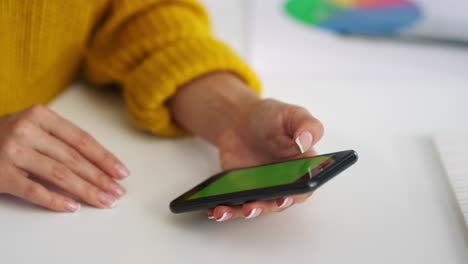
[188, 154, 334, 200]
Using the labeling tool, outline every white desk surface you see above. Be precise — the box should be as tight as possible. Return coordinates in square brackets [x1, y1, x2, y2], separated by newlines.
[1, 1, 468, 263]
[0, 77, 467, 263]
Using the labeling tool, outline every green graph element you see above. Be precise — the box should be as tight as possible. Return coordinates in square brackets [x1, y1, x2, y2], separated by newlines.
[284, 0, 342, 25]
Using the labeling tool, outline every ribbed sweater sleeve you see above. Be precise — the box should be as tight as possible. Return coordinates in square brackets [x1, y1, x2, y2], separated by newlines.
[84, 0, 261, 136]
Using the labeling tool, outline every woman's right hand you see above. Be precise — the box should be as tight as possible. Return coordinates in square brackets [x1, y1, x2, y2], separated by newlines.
[0, 105, 129, 212]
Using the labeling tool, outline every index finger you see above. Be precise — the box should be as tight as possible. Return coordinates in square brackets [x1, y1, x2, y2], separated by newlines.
[23, 105, 130, 179]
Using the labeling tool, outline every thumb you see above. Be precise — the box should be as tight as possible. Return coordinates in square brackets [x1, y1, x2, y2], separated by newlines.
[295, 130, 313, 154]
[285, 107, 324, 154]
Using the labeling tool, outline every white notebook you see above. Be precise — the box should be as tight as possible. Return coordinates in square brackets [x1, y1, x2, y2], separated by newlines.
[434, 135, 468, 227]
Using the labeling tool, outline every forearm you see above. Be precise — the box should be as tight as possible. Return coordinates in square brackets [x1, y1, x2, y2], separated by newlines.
[169, 72, 260, 145]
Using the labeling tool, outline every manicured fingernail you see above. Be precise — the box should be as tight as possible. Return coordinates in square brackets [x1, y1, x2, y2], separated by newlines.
[65, 200, 80, 212]
[277, 197, 294, 209]
[98, 192, 116, 207]
[245, 208, 262, 219]
[295, 131, 313, 154]
[114, 164, 130, 179]
[207, 209, 215, 219]
[215, 212, 233, 222]
[109, 183, 126, 197]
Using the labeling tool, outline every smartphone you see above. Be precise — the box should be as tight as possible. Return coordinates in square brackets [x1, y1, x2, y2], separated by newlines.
[170, 150, 358, 213]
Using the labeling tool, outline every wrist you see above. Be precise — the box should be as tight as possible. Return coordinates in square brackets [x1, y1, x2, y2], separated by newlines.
[169, 71, 261, 145]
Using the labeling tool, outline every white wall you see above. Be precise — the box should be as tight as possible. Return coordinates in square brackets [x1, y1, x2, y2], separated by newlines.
[197, 0, 249, 58]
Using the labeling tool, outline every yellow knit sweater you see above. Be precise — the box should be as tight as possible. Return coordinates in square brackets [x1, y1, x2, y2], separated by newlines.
[0, 0, 260, 136]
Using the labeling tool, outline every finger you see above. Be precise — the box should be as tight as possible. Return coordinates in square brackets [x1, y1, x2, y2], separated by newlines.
[207, 208, 215, 219]
[29, 126, 126, 198]
[278, 192, 312, 207]
[290, 192, 313, 204]
[285, 106, 324, 154]
[22, 105, 130, 179]
[209, 196, 302, 222]
[241, 200, 279, 219]
[211, 205, 243, 222]
[5, 168, 81, 212]
[14, 148, 117, 208]
[275, 196, 296, 210]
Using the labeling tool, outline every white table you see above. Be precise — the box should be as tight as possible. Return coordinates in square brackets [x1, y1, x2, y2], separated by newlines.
[1, 76, 466, 263]
[1, 1, 468, 263]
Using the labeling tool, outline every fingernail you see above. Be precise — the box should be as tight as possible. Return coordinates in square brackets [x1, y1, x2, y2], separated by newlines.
[98, 192, 116, 207]
[277, 197, 294, 209]
[109, 183, 126, 197]
[245, 208, 262, 219]
[207, 209, 215, 219]
[295, 131, 313, 154]
[65, 200, 80, 213]
[215, 211, 233, 222]
[114, 164, 130, 179]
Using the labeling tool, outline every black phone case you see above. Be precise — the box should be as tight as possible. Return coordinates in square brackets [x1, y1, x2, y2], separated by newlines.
[169, 150, 358, 213]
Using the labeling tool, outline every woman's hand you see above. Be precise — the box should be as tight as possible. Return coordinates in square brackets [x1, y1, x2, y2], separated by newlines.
[170, 72, 324, 222]
[211, 99, 324, 221]
[0, 105, 129, 212]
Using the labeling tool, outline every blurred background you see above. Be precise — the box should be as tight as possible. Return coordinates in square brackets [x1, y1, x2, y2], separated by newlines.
[200, 0, 468, 81]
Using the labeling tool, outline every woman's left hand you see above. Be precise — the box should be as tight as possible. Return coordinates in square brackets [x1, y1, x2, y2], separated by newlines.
[211, 98, 324, 221]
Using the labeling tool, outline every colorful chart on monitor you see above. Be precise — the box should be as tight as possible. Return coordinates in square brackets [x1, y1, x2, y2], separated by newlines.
[284, 0, 422, 35]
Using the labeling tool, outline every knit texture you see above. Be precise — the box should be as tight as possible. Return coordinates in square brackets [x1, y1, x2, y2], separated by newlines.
[1, 0, 261, 136]
[0, 0, 108, 114]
